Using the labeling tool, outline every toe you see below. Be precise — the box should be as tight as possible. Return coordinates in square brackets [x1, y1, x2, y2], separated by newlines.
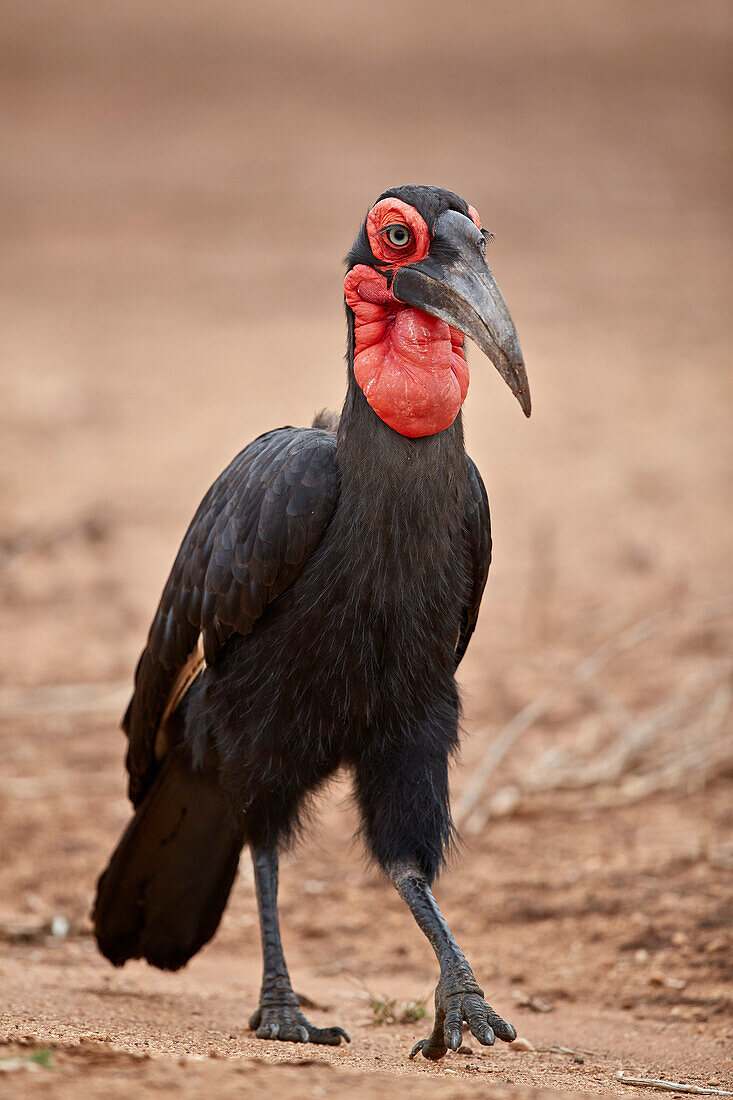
[446, 1028, 462, 1051]
[466, 1001, 496, 1046]
[277, 1023, 308, 1043]
[491, 1017, 517, 1043]
[409, 1036, 448, 1060]
[252, 1004, 351, 1046]
[474, 1023, 495, 1046]
[256, 1022, 280, 1040]
[422, 1041, 448, 1061]
[443, 1002, 463, 1051]
[309, 1026, 350, 1045]
[414, 1032, 448, 1061]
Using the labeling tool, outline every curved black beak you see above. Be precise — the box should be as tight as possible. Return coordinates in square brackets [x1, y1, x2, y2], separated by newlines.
[391, 209, 531, 417]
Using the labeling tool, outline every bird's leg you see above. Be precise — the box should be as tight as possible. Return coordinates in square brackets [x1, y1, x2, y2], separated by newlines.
[354, 712, 514, 1059]
[389, 863, 516, 1061]
[248, 843, 349, 1046]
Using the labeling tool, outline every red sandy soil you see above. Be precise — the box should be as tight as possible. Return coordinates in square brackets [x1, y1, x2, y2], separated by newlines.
[0, 2, 731, 1096]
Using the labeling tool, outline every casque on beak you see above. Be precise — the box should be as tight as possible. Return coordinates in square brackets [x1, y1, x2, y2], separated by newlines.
[391, 209, 531, 417]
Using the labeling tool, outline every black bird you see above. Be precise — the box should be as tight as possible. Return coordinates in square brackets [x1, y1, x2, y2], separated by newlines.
[94, 184, 531, 1060]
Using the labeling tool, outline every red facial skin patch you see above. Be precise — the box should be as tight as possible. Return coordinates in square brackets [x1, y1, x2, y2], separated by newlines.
[366, 198, 431, 266]
[345, 200, 476, 438]
[467, 205, 482, 230]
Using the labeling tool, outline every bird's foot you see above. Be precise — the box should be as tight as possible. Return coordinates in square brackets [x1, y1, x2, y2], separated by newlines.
[249, 997, 350, 1046]
[409, 964, 516, 1061]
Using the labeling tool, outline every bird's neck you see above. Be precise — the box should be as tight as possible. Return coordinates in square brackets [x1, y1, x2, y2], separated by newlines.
[343, 265, 469, 438]
[337, 334, 468, 535]
[333, 373, 468, 610]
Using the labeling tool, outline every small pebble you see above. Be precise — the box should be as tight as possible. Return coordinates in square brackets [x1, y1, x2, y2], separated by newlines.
[664, 977, 687, 991]
[51, 915, 69, 938]
[510, 1036, 535, 1052]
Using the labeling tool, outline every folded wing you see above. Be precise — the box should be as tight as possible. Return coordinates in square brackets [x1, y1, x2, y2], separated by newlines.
[456, 456, 491, 666]
[124, 427, 340, 805]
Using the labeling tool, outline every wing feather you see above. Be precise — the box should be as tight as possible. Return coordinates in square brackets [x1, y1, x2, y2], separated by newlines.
[455, 456, 491, 666]
[124, 426, 340, 804]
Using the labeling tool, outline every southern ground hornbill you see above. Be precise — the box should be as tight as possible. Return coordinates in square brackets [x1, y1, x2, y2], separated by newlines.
[94, 184, 531, 1060]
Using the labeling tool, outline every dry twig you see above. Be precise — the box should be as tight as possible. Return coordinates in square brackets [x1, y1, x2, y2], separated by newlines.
[454, 599, 733, 831]
[529, 663, 730, 792]
[543, 1044, 600, 1058]
[616, 1071, 733, 1095]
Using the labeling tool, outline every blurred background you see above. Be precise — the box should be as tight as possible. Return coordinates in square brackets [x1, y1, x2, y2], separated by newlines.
[0, 2, 731, 1095]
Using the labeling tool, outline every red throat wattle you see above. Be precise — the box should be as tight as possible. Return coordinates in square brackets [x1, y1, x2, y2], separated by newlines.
[343, 198, 471, 438]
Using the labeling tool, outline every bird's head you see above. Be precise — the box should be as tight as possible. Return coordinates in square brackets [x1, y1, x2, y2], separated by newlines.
[344, 185, 530, 438]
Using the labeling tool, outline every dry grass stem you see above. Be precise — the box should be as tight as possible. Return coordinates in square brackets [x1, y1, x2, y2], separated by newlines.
[616, 1071, 733, 1095]
[456, 601, 733, 831]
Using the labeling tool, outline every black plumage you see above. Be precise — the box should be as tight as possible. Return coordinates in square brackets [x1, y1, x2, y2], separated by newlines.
[94, 185, 529, 1059]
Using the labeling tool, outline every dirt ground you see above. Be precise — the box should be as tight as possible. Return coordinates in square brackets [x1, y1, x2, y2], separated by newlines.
[0, 2, 731, 1097]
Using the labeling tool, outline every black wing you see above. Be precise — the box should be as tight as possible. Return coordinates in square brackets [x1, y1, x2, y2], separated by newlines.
[455, 456, 491, 666]
[124, 426, 340, 805]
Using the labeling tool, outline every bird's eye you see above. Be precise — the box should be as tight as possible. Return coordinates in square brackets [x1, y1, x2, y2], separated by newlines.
[384, 224, 412, 248]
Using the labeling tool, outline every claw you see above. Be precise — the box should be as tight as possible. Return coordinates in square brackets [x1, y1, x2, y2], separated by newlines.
[410, 1037, 447, 1060]
[492, 1018, 517, 1043]
[478, 1025, 495, 1046]
[250, 1001, 350, 1046]
[309, 1025, 350, 1045]
[408, 980, 515, 1061]
[257, 1023, 280, 1040]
